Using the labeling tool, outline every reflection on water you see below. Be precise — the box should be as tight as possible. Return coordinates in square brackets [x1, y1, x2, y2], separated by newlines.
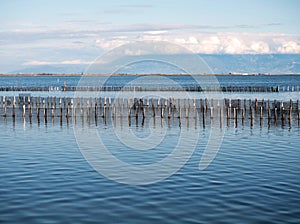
[1, 113, 300, 223]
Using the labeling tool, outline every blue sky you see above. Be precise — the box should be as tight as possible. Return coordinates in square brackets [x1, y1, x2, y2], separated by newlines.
[0, 0, 299, 73]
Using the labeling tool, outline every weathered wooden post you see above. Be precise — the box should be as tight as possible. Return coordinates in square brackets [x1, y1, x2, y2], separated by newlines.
[66, 104, 70, 118]
[37, 104, 40, 119]
[47, 96, 50, 110]
[227, 106, 231, 120]
[200, 99, 203, 112]
[267, 100, 270, 120]
[194, 103, 197, 120]
[51, 105, 55, 118]
[44, 105, 47, 118]
[168, 104, 172, 119]
[95, 97, 98, 118]
[259, 106, 263, 127]
[3, 104, 6, 117]
[288, 99, 292, 126]
[86, 99, 90, 118]
[241, 107, 245, 126]
[219, 104, 222, 128]
[63, 97, 66, 110]
[255, 98, 258, 112]
[127, 103, 130, 119]
[161, 105, 164, 118]
[234, 107, 237, 127]
[12, 105, 15, 117]
[274, 107, 278, 123]
[185, 106, 189, 119]
[151, 99, 155, 117]
[22, 104, 26, 117]
[202, 105, 205, 128]
[250, 106, 253, 127]
[108, 97, 111, 107]
[142, 104, 146, 118]
[228, 99, 231, 119]
[136, 98, 140, 118]
[281, 101, 285, 123]
[113, 104, 116, 118]
[29, 104, 32, 118]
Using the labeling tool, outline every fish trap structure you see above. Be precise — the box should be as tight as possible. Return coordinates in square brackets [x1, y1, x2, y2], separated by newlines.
[1, 95, 300, 128]
[1, 84, 300, 92]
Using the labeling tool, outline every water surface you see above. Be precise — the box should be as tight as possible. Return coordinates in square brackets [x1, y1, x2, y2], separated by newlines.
[1, 115, 299, 223]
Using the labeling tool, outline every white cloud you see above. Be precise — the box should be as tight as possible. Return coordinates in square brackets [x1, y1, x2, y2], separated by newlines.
[2, 23, 300, 55]
[198, 36, 221, 53]
[23, 60, 92, 66]
[250, 41, 270, 53]
[95, 39, 130, 50]
[277, 41, 300, 53]
[222, 37, 246, 54]
[136, 33, 300, 54]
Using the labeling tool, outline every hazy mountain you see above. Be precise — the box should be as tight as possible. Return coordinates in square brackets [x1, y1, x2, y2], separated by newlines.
[8, 54, 300, 75]
[200, 54, 300, 74]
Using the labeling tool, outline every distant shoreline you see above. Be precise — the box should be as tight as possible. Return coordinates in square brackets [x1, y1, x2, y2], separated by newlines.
[0, 73, 300, 77]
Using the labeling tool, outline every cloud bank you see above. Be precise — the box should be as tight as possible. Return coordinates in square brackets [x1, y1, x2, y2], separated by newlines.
[1, 23, 299, 71]
[96, 31, 300, 54]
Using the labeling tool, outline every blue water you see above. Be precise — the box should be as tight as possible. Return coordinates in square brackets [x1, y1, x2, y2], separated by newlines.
[1, 75, 300, 223]
[1, 75, 300, 88]
[1, 115, 300, 223]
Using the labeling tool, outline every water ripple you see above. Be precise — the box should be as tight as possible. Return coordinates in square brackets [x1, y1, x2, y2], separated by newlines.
[1, 120, 300, 223]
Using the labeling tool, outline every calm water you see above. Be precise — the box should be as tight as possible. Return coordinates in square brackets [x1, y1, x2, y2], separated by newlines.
[1, 75, 300, 223]
[1, 75, 300, 88]
[1, 115, 300, 223]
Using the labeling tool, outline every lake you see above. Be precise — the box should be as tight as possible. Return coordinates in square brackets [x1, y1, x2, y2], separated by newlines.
[1, 75, 300, 223]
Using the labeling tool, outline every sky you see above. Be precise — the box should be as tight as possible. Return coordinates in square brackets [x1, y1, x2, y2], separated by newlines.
[0, 0, 300, 73]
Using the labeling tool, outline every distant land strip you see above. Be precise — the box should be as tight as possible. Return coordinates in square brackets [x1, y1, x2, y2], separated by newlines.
[0, 73, 300, 77]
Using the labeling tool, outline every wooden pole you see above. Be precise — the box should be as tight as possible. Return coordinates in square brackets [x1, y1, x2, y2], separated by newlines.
[22, 104, 26, 117]
[281, 101, 285, 124]
[185, 107, 189, 119]
[29, 104, 32, 118]
[219, 105, 222, 128]
[3, 104, 6, 117]
[51, 105, 55, 118]
[202, 106, 205, 128]
[250, 106, 253, 127]
[12, 105, 15, 117]
[152, 99, 155, 117]
[234, 107, 237, 127]
[288, 99, 292, 126]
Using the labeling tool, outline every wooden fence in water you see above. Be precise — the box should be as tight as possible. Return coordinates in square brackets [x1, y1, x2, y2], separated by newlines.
[1, 85, 300, 92]
[0, 95, 299, 127]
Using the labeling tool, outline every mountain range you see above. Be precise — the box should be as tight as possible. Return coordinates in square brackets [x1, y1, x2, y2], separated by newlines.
[8, 54, 300, 75]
